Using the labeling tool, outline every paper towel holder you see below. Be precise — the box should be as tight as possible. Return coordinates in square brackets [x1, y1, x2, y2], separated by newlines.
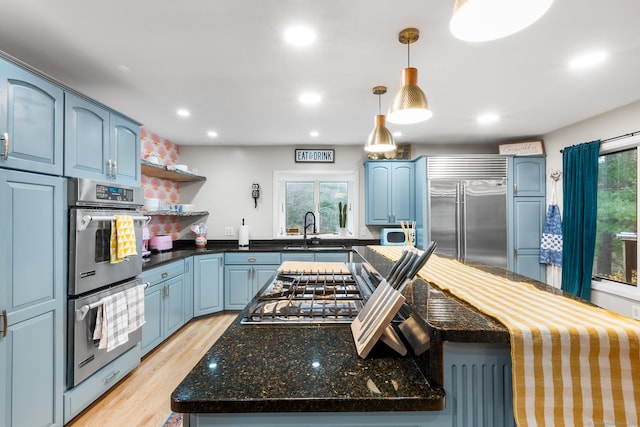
[252, 183, 260, 208]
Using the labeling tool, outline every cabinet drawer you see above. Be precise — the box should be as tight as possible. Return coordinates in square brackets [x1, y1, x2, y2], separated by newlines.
[64, 343, 140, 423]
[225, 252, 281, 265]
[140, 260, 185, 286]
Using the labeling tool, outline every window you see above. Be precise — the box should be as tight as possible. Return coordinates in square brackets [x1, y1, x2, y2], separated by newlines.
[592, 134, 640, 298]
[274, 170, 358, 238]
[593, 148, 637, 285]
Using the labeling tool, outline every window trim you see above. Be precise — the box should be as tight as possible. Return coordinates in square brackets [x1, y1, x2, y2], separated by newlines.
[272, 169, 358, 240]
[591, 133, 640, 301]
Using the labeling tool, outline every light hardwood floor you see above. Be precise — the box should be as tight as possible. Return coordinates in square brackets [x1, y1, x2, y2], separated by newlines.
[67, 313, 238, 427]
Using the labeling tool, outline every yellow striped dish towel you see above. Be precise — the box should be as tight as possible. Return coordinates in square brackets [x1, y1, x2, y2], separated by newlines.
[110, 215, 137, 264]
[370, 246, 640, 427]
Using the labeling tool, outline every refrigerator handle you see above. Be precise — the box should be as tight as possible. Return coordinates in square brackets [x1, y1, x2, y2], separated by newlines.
[455, 182, 462, 261]
[461, 182, 467, 261]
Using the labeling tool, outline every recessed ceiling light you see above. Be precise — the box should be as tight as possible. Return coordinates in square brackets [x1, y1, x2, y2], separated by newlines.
[477, 112, 500, 124]
[309, 130, 319, 137]
[569, 51, 607, 70]
[284, 26, 316, 47]
[392, 131, 402, 137]
[177, 109, 190, 117]
[207, 131, 218, 138]
[299, 92, 321, 105]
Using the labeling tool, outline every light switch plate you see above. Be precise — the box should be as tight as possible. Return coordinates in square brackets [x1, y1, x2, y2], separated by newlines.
[631, 305, 640, 320]
[224, 227, 233, 236]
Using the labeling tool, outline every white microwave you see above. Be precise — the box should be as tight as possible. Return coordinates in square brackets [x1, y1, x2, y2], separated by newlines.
[380, 228, 407, 246]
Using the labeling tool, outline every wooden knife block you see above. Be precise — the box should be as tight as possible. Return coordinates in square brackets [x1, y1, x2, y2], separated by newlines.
[351, 280, 407, 358]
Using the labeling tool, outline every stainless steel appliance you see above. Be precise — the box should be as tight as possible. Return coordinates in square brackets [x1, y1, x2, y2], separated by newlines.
[67, 178, 148, 386]
[428, 157, 508, 268]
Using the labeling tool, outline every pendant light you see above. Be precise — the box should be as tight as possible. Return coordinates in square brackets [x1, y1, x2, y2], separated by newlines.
[450, 0, 554, 42]
[387, 28, 432, 125]
[365, 86, 396, 153]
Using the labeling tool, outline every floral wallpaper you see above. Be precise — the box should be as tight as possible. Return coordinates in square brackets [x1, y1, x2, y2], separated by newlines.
[141, 128, 181, 239]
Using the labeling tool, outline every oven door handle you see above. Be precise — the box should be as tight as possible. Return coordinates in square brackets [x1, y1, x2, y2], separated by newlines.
[75, 282, 149, 321]
[78, 215, 151, 231]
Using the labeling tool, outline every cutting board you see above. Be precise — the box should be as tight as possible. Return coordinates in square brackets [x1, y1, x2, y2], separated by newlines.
[277, 261, 350, 274]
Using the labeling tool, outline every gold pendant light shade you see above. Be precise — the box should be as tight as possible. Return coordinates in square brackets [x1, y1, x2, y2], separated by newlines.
[450, 0, 554, 42]
[387, 28, 432, 125]
[387, 67, 432, 124]
[365, 114, 396, 153]
[364, 86, 396, 153]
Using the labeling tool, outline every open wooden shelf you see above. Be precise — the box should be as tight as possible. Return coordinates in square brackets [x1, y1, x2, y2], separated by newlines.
[141, 160, 206, 182]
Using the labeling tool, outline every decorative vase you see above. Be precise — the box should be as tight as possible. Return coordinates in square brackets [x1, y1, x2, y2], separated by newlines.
[339, 227, 348, 237]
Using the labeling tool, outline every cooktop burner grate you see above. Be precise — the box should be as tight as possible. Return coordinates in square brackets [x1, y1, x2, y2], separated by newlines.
[241, 271, 366, 324]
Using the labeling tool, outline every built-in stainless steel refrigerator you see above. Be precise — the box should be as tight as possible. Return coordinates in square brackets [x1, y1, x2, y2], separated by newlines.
[428, 157, 508, 268]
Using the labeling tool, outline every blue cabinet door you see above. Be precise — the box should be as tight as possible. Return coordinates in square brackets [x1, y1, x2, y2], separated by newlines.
[513, 157, 545, 197]
[365, 162, 392, 224]
[513, 198, 546, 281]
[391, 163, 415, 223]
[224, 265, 252, 310]
[253, 265, 278, 296]
[194, 254, 224, 316]
[0, 60, 64, 176]
[141, 283, 164, 356]
[0, 169, 64, 427]
[64, 93, 110, 180]
[184, 257, 194, 321]
[164, 275, 185, 337]
[110, 113, 140, 186]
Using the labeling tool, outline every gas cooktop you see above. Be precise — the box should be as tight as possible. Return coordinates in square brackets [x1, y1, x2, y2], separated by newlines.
[241, 267, 376, 325]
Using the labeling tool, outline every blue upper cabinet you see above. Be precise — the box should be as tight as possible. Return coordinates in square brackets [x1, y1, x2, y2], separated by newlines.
[513, 157, 545, 197]
[0, 59, 64, 176]
[110, 113, 141, 186]
[65, 92, 140, 186]
[365, 161, 415, 225]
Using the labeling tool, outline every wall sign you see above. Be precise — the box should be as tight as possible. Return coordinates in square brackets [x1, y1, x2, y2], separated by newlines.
[295, 149, 335, 163]
[499, 140, 545, 156]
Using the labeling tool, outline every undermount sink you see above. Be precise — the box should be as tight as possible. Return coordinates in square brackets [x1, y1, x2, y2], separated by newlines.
[283, 244, 346, 251]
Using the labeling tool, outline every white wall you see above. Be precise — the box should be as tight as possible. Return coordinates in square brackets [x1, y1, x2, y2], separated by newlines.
[178, 142, 498, 241]
[542, 99, 640, 315]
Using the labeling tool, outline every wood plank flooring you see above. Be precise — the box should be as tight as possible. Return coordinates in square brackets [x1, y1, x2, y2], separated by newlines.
[67, 313, 237, 427]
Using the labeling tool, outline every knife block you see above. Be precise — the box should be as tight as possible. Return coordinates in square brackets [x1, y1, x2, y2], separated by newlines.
[351, 280, 407, 358]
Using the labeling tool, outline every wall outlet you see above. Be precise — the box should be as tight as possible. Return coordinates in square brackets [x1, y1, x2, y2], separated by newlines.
[360, 226, 370, 237]
[631, 305, 640, 320]
[224, 227, 234, 236]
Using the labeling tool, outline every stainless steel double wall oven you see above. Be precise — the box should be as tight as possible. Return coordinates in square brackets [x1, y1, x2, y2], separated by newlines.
[67, 179, 148, 386]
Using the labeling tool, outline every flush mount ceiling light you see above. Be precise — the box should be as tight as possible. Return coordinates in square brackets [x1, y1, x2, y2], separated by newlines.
[284, 25, 316, 47]
[177, 108, 190, 117]
[365, 86, 397, 153]
[207, 131, 218, 138]
[569, 51, 607, 71]
[477, 112, 500, 124]
[309, 130, 319, 137]
[450, 0, 554, 42]
[298, 92, 322, 105]
[387, 28, 432, 125]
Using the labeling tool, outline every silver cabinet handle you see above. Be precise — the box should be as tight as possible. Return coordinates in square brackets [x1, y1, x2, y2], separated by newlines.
[105, 370, 121, 384]
[247, 257, 257, 262]
[113, 160, 117, 178]
[514, 183, 517, 195]
[1, 132, 8, 161]
[107, 159, 113, 178]
[1, 309, 7, 338]
[161, 272, 168, 278]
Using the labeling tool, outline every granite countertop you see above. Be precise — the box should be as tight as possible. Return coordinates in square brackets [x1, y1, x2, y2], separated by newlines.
[142, 239, 376, 270]
[170, 244, 561, 414]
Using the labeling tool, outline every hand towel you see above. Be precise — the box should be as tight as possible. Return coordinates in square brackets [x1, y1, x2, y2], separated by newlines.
[110, 215, 137, 264]
[125, 284, 146, 332]
[93, 292, 130, 352]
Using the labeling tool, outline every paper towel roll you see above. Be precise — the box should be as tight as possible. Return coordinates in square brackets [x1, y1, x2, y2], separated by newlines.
[239, 224, 249, 247]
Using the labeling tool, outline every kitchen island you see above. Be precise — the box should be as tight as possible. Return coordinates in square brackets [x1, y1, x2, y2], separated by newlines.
[171, 246, 519, 427]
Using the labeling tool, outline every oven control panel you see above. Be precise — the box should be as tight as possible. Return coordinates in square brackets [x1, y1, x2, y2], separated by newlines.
[96, 184, 135, 202]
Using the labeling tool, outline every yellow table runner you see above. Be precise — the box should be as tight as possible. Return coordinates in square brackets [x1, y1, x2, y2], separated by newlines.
[370, 246, 640, 427]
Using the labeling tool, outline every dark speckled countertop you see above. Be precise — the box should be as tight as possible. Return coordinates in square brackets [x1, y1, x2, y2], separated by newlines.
[170, 244, 567, 414]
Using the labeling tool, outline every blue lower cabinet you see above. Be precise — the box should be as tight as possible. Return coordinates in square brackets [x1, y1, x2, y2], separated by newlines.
[224, 252, 280, 310]
[140, 260, 186, 357]
[194, 254, 224, 317]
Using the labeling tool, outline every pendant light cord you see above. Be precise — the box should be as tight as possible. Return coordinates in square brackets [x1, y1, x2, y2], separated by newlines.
[407, 40, 411, 67]
[378, 93, 382, 114]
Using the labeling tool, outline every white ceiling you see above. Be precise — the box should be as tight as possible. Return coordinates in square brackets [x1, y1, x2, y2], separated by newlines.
[1, 0, 639, 147]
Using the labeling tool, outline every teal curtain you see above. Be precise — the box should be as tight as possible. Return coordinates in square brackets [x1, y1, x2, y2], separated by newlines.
[561, 140, 601, 300]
